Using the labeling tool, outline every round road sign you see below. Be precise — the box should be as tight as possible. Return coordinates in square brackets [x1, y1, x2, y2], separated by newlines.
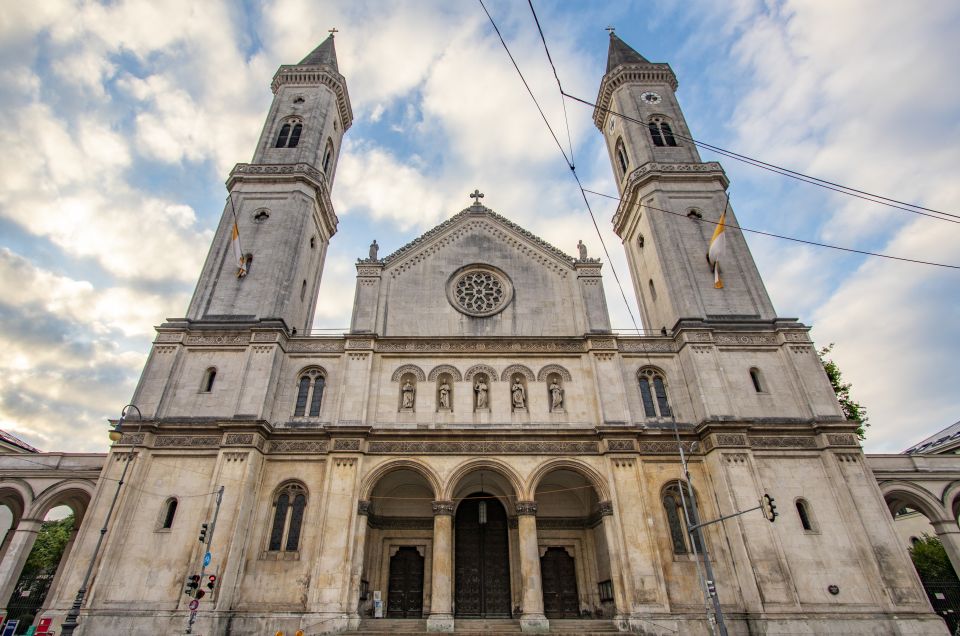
[189, 599, 199, 611]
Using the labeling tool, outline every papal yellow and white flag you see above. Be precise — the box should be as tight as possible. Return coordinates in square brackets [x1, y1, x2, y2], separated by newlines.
[706, 209, 726, 289]
[232, 220, 247, 278]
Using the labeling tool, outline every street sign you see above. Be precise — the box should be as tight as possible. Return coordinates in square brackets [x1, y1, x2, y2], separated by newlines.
[189, 599, 199, 611]
[1, 620, 18, 636]
[203, 551, 212, 567]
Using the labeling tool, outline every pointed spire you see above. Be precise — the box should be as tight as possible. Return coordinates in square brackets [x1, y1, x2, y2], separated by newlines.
[606, 32, 649, 72]
[299, 33, 339, 72]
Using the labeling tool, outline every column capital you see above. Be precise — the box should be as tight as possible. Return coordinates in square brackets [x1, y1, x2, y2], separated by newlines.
[432, 500, 455, 516]
[597, 500, 614, 517]
[515, 501, 538, 516]
[357, 500, 372, 516]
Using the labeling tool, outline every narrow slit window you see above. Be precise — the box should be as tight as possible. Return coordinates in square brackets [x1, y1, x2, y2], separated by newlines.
[202, 368, 217, 393]
[288, 123, 302, 147]
[639, 377, 656, 417]
[653, 376, 672, 417]
[796, 499, 813, 531]
[615, 137, 628, 175]
[286, 493, 306, 551]
[162, 498, 178, 529]
[322, 139, 334, 173]
[269, 493, 290, 551]
[275, 124, 291, 148]
[309, 376, 324, 417]
[750, 368, 763, 393]
[300, 279, 307, 301]
[294, 376, 310, 416]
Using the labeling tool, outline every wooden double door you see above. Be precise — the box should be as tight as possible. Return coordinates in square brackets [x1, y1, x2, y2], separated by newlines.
[454, 493, 512, 617]
[540, 547, 579, 618]
[387, 546, 424, 618]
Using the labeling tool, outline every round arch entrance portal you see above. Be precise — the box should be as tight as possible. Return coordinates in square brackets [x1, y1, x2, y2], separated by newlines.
[454, 493, 511, 618]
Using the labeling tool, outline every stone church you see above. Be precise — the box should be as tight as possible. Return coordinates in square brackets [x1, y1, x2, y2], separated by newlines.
[39, 33, 947, 635]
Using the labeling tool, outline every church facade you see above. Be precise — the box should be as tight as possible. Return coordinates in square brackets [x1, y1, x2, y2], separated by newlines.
[39, 34, 947, 635]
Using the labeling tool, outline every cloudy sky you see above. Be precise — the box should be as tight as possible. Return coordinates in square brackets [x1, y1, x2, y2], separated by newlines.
[0, 0, 957, 454]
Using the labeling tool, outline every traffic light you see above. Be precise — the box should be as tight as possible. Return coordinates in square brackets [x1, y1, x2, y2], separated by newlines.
[207, 575, 217, 592]
[198, 522, 209, 543]
[761, 494, 778, 522]
[184, 574, 200, 596]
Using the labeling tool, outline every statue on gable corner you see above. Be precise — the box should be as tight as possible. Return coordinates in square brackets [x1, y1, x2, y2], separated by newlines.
[577, 240, 587, 260]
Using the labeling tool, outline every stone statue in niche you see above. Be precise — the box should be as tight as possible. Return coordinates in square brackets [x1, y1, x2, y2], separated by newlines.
[369, 239, 379, 260]
[438, 380, 451, 410]
[475, 377, 488, 409]
[549, 379, 564, 411]
[577, 240, 587, 260]
[401, 380, 415, 410]
[511, 376, 526, 409]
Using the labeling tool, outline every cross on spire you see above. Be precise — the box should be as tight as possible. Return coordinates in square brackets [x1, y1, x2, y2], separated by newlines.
[605, 25, 616, 35]
[328, 27, 339, 37]
[470, 189, 485, 206]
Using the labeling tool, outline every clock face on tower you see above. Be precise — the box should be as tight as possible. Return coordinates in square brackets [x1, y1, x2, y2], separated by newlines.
[640, 91, 662, 105]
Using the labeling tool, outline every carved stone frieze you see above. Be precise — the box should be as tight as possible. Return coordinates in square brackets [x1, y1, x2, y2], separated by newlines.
[638, 441, 697, 454]
[749, 436, 817, 449]
[827, 434, 859, 447]
[184, 334, 249, 346]
[356, 267, 382, 277]
[589, 338, 617, 350]
[618, 340, 674, 353]
[155, 332, 182, 343]
[685, 332, 713, 343]
[463, 364, 499, 382]
[367, 441, 598, 455]
[252, 345, 273, 354]
[269, 440, 329, 453]
[536, 364, 572, 382]
[515, 501, 538, 516]
[427, 365, 463, 382]
[115, 433, 145, 446]
[500, 364, 535, 382]
[334, 457, 356, 467]
[716, 434, 747, 447]
[155, 435, 220, 448]
[251, 332, 279, 342]
[375, 339, 585, 354]
[224, 433, 255, 446]
[432, 500, 455, 516]
[783, 332, 810, 342]
[715, 334, 777, 346]
[346, 339, 374, 349]
[391, 364, 427, 382]
[606, 439, 635, 452]
[333, 438, 362, 451]
[287, 339, 345, 353]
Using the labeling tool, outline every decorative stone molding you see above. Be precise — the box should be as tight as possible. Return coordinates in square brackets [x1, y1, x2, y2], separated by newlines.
[156, 332, 183, 343]
[333, 438, 362, 451]
[356, 267, 382, 277]
[750, 436, 817, 449]
[334, 457, 356, 467]
[463, 364, 499, 382]
[606, 439, 635, 452]
[269, 440, 329, 453]
[638, 441, 697, 454]
[500, 364, 535, 382]
[618, 339, 674, 353]
[685, 331, 713, 343]
[376, 339, 585, 354]
[588, 338, 617, 350]
[154, 346, 177, 354]
[251, 345, 273, 354]
[367, 441, 599, 455]
[716, 434, 748, 447]
[115, 433, 145, 446]
[515, 501, 538, 516]
[155, 436, 220, 448]
[595, 353, 615, 362]
[223, 452, 248, 462]
[612, 458, 635, 468]
[536, 364, 573, 382]
[184, 334, 249, 346]
[346, 339, 374, 350]
[715, 334, 777, 346]
[390, 364, 426, 382]
[224, 433, 255, 446]
[432, 500, 455, 516]
[251, 332, 279, 342]
[597, 501, 614, 517]
[724, 453, 749, 464]
[357, 500, 372, 516]
[790, 345, 815, 354]
[287, 339, 344, 353]
[784, 332, 810, 342]
[827, 434, 859, 447]
[691, 345, 713, 354]
[836, 453, 859, 464]
[427, 365, 463, 382]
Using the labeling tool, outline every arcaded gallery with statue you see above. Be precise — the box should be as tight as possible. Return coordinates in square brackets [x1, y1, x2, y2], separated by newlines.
[11, 30, 949, 636]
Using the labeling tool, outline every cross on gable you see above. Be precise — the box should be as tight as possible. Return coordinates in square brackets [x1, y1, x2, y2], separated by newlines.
[470, 189, 485, 206]
[328, 27, 339, 36]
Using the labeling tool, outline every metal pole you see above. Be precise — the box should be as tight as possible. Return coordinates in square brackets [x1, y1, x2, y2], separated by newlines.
[672, 420, 729, 636]
[186, 485, 225, 634]
[60, 404, 142, 636]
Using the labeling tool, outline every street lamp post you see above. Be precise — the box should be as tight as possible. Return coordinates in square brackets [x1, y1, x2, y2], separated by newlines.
[60, 404, 143, 636]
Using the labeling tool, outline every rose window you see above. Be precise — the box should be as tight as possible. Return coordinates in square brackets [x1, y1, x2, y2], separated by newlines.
[446, 265, 513, 317]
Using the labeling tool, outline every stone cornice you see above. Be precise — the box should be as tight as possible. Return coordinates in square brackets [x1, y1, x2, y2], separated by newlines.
[271, 64, 353, 132]
[228, 163, 338, 238]
[593, 63, 678, 130]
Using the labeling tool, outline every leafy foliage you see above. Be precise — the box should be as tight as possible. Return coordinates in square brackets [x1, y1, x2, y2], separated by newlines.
[909, 534, 959, 582]
[818, 344, 869, 440]
[23, 514, 75, 575]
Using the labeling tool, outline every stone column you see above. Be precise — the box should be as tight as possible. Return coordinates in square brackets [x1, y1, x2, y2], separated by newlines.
[931, 519, 960, 580]
[516, 501, 549, 633]
[597, 501, 630, 621]
[347, 500, 372, 629]
[427, 501, 455, 633]
[0, 519, 41, 612]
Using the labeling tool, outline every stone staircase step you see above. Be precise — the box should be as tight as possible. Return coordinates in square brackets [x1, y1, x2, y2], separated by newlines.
[350, 617, 620, 635]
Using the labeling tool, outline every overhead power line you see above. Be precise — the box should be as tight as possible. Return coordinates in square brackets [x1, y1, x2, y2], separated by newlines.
[562, 92, 960, 225]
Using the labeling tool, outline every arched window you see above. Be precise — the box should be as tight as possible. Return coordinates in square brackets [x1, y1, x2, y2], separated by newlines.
[275, 119, 303, 148]
[615, 137, 628, 176]
[750, 368, 764, 393]
[268, 482, 307, 552]
[275, 123, 291, 148]
[161, 498, 178, 529]
[201, 368, 217, 393]
[662, 481, 702, 555]
[322, 139, 335, 174]
[649, 117, 678, 148]
[294, 368, 326, 417]
[638, 367, 672, 418]
[796, 498, 816, 532]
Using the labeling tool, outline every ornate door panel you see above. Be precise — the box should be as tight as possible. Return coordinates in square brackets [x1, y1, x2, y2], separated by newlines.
[455, 493, 512, 617]
[541, 547, 579, 618]
[387, 546, 424, 618]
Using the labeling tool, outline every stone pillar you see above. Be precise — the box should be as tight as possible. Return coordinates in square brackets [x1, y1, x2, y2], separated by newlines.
[347, 501, 372, 628]
[0, 519, 41, 612]
[516, 501, 549, 633]
[597, 501, 630, 621]
[426, 501, 455, 633]
[931, 520, 960, 580]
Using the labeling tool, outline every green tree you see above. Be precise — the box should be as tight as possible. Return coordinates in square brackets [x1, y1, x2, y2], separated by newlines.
[22, 514, 75, 575]
[818, 344, 869, 440]
[909, 534, 959, 582]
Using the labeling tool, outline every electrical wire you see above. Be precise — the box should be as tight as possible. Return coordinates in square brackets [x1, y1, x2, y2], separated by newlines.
[563, 91, 960, 224]
[581, 188, 960, 270]
[527, 0, 575, 164]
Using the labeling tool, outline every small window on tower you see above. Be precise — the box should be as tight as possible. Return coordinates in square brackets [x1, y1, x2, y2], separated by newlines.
[322, 139, 335, 174]
[310, 236, 316, 249]
[201, 367, 217, 393]
[750, 368, 764, 393]
[661, 122, 677, 146]
[300, 280, 307, 301]
[649, 118, 679, 148]
[648, 122, 665, 147]
[288, 123, 303, 148]
[253, 209, 270, 223]
[276, 118, 303, 148]
[615, 137, 628, 177]
[275, 124, 291, 148]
